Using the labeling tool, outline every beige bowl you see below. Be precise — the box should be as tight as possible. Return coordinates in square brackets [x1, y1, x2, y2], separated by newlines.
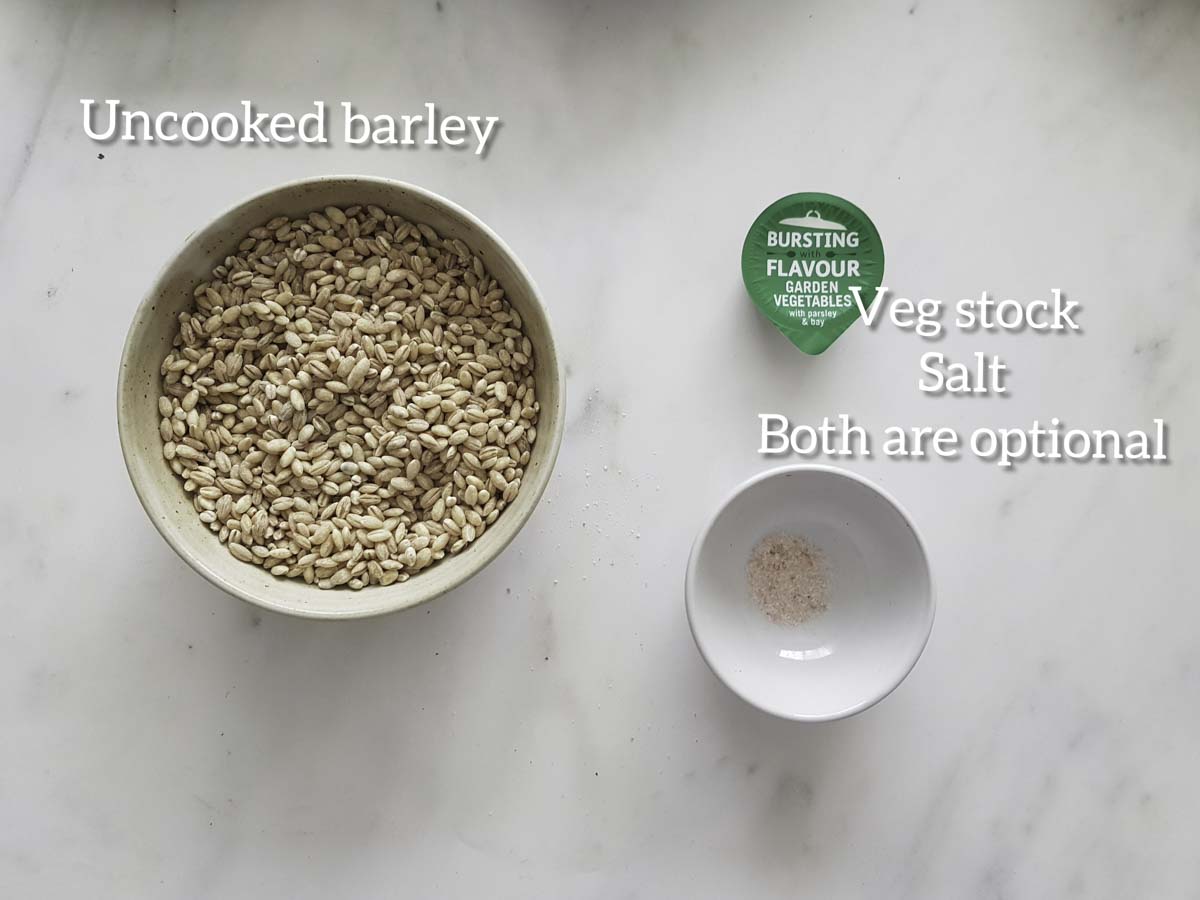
[118, 176, 564, 619]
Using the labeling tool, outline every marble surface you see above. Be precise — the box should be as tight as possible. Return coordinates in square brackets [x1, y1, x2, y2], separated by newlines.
[2, 0, 1198, 896]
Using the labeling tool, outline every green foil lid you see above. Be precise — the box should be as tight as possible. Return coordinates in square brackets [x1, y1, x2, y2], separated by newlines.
[742, 192, 885, 355]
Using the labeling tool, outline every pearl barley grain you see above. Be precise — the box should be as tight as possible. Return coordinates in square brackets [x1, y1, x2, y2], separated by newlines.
[157, 204, 539, 589]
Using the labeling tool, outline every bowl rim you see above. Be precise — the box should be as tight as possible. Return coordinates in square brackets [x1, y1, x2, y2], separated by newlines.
[684, 463, 936, 722]
[117, 174, 564, 619]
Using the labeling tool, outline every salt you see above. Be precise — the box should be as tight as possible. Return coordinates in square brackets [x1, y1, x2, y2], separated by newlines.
[746, 532, 830, 626]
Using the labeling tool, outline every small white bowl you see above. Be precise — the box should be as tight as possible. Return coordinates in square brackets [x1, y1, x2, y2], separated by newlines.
[685, 465, 934, 721]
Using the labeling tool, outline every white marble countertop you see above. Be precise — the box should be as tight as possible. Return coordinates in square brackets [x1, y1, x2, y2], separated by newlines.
[3, 1, 1198, 896]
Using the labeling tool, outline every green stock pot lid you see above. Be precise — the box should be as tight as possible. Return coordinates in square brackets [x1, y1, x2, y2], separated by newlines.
[741, 192, 885, 355]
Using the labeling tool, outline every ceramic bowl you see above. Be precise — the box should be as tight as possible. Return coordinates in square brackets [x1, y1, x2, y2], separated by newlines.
[685, 465, 934, 721]
[118, 176, 563, 619]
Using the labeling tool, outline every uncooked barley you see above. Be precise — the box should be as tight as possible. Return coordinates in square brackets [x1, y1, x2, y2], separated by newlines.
[157, 204, 539, 590]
